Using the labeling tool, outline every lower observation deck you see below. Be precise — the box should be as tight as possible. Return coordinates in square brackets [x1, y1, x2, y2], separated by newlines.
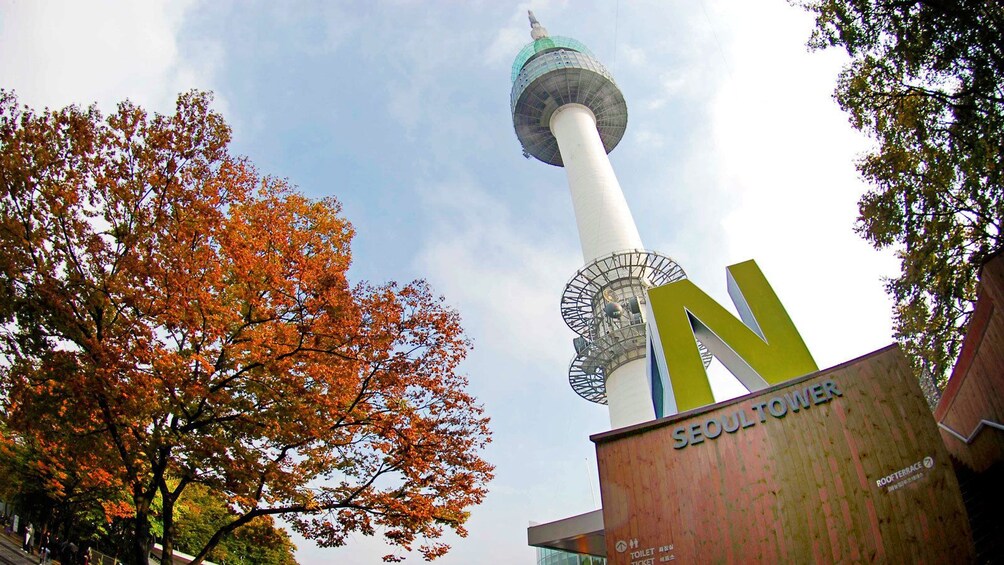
[562, 250, 711, 404]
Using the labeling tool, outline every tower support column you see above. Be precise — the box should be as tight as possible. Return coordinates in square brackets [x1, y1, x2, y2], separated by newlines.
[605, 359, 655, 428]
[550, 104, 643, 264]
[511, 14, 707, 430]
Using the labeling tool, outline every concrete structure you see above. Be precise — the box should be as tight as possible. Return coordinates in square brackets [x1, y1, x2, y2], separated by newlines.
[510, 12, 707, 430]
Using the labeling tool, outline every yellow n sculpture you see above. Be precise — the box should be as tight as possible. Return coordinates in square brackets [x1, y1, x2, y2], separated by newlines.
[647, 260, 818, 414]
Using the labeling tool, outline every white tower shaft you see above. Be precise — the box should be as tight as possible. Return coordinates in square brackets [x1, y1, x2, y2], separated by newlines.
[604, 361, 655, 428]
[550, 104, 654, 428]
[550, 104, 644, 264]
[511, 15, 694, 431]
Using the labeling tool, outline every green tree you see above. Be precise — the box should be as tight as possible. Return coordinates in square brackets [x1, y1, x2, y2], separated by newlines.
[799, 0, 1004, 394]
[173, 483, 296, 565]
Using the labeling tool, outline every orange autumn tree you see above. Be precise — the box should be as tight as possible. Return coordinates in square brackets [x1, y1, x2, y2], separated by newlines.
[0, 90, 492, 564]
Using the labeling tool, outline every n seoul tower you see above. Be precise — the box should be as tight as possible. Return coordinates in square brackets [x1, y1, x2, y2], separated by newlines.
[511, 12, 709, 428]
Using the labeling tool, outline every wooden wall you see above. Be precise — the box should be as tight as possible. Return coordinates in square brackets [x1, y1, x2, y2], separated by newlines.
[593, 346, 973, 564]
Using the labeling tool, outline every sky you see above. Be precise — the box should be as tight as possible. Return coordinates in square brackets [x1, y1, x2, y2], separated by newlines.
[0, 1, 900, 563]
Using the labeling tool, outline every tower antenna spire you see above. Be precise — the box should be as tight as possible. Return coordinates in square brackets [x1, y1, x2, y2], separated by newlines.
[528, 10, 549, 39]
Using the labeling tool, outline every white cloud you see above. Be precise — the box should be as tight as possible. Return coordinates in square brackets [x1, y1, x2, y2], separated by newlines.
[633, 129, 665, 148]
[486, 25, 528, 67]
[706, 2, 899, 368]
[0, 0, 219, 114]
[640, 69, 704, 111]
[619, 43, 648, 67]
[414, 177, 580, 372]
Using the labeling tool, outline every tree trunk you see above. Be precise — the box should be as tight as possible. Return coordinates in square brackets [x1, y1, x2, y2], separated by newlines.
[161, 493, 176, 565]
[131, 493, 152, 565]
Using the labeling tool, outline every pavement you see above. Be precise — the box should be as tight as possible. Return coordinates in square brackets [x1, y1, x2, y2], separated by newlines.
[0, 531, 47, 565]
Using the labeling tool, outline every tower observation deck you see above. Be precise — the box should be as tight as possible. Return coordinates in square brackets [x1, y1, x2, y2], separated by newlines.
[511, 12, 709, 429]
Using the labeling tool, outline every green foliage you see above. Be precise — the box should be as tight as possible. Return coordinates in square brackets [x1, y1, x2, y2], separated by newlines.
[173, 484, 297, 565]
[799, 0, 1004, 390]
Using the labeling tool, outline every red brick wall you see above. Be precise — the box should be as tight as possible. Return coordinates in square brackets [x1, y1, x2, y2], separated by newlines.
[935, 255, 1004, 472]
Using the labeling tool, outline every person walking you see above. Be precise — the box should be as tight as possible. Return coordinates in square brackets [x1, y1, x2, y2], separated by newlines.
[23, 522, 34, 553]
[38, 530, 50, 564]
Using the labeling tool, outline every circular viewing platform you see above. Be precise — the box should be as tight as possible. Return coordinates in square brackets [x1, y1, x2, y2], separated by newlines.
[510, 37, 628, 166]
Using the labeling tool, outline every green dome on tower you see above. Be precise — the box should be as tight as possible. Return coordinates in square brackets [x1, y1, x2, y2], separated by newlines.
[509, 12, 628, 167]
